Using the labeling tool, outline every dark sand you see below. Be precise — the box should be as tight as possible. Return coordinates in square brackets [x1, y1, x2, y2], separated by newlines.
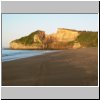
[2, 47, 98, 86]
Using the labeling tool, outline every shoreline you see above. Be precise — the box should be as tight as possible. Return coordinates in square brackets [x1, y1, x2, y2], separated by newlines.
[2, 47, 98, 86]
[2, 49, 60, 62]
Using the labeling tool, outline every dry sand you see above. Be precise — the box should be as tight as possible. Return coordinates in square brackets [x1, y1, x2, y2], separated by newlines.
[2, 47, 98, 86]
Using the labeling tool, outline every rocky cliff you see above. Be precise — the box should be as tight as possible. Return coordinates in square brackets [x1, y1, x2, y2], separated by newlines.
[10, 30, 45, 49]
[10, 28, 98, 49]
[52, 28, 80, 42]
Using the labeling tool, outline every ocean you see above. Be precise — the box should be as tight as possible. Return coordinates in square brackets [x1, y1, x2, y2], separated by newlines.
[2, 49, 55, 62]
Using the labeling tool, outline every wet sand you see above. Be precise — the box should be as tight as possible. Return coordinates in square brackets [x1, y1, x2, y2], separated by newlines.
[2, 47, 98, 86]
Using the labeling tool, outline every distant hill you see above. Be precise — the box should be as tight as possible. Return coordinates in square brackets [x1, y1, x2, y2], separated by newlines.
[10, 28, 98, 50]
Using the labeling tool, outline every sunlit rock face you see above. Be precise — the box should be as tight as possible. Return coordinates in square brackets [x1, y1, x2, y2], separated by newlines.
[10, 42, 43, 49]
[52, 28, 80, 42]
[73, 42, 81, 49]
[10, 28, 81, 49]
[33, 30, 45, 43]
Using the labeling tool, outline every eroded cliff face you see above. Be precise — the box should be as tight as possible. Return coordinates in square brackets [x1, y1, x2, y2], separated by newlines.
[52, 28, 80, 42]
[10, 28, 81, 49]
[10, 42, 43, 49]
[10, 30, 45, 49]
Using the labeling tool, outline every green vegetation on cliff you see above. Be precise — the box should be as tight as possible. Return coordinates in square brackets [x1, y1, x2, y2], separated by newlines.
[67, 31, 98, 48]
[76, 31, 98, 47]
[14, 30, 45, 45]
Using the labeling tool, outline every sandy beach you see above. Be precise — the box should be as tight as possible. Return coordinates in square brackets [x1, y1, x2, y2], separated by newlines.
[2, 47, 98, 86]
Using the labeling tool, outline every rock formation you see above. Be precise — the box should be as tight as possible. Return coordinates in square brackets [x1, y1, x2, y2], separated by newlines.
[52, 28, 80, 42]
[10, 30, 45, 49]
[10, 28, 98, 49]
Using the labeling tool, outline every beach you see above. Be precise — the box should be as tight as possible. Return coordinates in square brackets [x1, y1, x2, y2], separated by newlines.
[2, 47, 98, 86]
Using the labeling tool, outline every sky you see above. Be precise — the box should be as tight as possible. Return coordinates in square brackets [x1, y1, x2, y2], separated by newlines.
[2, 14, 98, 48]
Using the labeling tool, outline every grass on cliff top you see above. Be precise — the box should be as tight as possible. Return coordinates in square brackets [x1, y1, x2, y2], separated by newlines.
[67, 31, 98, 47]
[15, 31, 40, 45]
[76, 31, 98, 47]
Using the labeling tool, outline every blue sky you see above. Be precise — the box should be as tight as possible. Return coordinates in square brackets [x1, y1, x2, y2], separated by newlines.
[2, 14, 98, 47]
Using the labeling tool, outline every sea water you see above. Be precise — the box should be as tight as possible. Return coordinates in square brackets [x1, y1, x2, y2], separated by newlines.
[2, 49, 55, 62]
